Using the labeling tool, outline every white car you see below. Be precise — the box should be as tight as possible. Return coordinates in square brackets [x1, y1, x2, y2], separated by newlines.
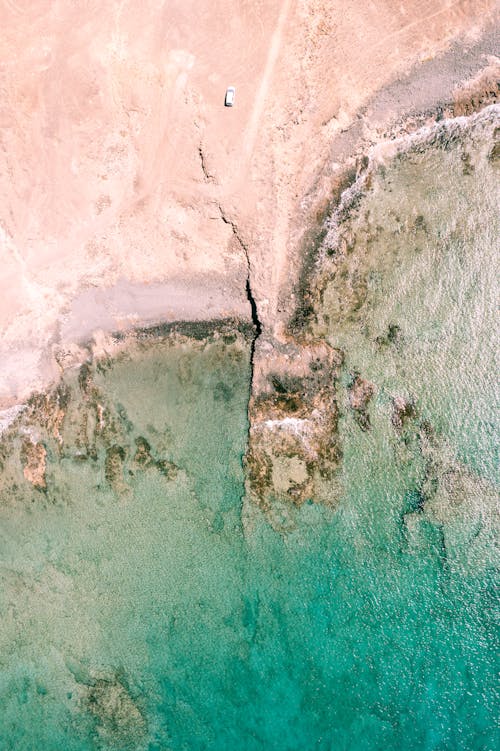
[225, 86, 236, 107]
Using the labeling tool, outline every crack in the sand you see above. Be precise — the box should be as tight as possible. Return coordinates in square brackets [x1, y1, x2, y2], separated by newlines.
[198, 143, 216, 182]
[217, 204, 262, 377]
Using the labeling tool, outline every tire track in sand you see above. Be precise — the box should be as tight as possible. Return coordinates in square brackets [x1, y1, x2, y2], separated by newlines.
[236, 0, 293, 328]
[241, 0, 292, 168]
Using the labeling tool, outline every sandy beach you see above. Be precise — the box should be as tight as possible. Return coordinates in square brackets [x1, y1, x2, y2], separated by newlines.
[0, 0, 498, 405]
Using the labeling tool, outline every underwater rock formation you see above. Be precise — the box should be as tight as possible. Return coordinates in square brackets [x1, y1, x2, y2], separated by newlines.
[0, 330, 233, 504]
[246, 105, 499, 540]
[348, 374, 375, 431]
[391, 395, 417, 432]
[246, 339, 344, 523]
[85, 675, 147, 750]
[20, 438, 47, 490]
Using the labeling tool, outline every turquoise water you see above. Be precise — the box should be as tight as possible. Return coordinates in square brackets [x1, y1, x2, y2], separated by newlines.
[0, 109, 498, 749]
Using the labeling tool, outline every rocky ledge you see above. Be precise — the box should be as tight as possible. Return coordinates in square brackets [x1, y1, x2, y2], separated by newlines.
[245, 337, 345, 523]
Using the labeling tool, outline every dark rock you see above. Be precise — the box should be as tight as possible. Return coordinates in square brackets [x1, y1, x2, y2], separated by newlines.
[78, 363, 93, 394]
[348, 375, 375, 431]
[348, 375, 375, 412]
[133, 437, 153, 467]
[392, 395, 417, 431]
[104, 445, 126, 486]
[20, 439, 47, 490]
[461, 150, 474, 175]
[376, 323, 403, 348]
[156, 459, 178, 480]
[488, 139, 500, 162]
[84, 673, 147, 750]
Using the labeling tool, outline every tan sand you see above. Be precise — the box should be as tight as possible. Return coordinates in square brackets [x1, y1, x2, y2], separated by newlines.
[0, 0, 498, 404]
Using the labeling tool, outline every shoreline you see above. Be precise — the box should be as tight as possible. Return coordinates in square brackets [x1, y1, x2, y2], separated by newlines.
[282, 32, 499, 331]
[1, 9, 498, 408]
[1, 96, 497, 415]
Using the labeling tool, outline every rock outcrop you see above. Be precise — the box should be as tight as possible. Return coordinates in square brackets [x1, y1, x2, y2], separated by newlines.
[246, 339, 344, 524]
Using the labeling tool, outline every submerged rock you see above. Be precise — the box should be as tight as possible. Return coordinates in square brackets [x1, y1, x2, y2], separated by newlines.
[133, 436, 178, 480]
[348, 374, 375, 431]
[391, 395, 417, 431]
[246, 339, 343, 523]
[375, 323, 403, 349]
[133, 436, 154, 468]
[20, 438, 47, 490]
[83, 673, 147, 750]
[104, 444, 127, 491]
[348, 375, 374, 411]
[399, 418, 499, 571]
[156, 458, 179, 480]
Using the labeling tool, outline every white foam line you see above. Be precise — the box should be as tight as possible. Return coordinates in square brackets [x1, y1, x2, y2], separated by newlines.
[264, 416, 310, 433]
[0, 404, 26, 436]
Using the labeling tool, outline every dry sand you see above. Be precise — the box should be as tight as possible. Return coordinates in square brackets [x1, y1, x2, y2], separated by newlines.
[0, 0, 498, 405]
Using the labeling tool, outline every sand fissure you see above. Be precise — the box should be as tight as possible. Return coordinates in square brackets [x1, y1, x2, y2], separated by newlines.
[198, 142, 215, 182]
[218, 204, 262, 376]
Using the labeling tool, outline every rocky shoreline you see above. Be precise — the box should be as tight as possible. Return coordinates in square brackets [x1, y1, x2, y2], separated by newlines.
[0, 327, 250, 506]
[2, 100, 498, 522]
[243, 102, 498, 526]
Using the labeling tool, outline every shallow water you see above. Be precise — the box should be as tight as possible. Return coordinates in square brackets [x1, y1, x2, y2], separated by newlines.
[0, 109, 498, 750]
